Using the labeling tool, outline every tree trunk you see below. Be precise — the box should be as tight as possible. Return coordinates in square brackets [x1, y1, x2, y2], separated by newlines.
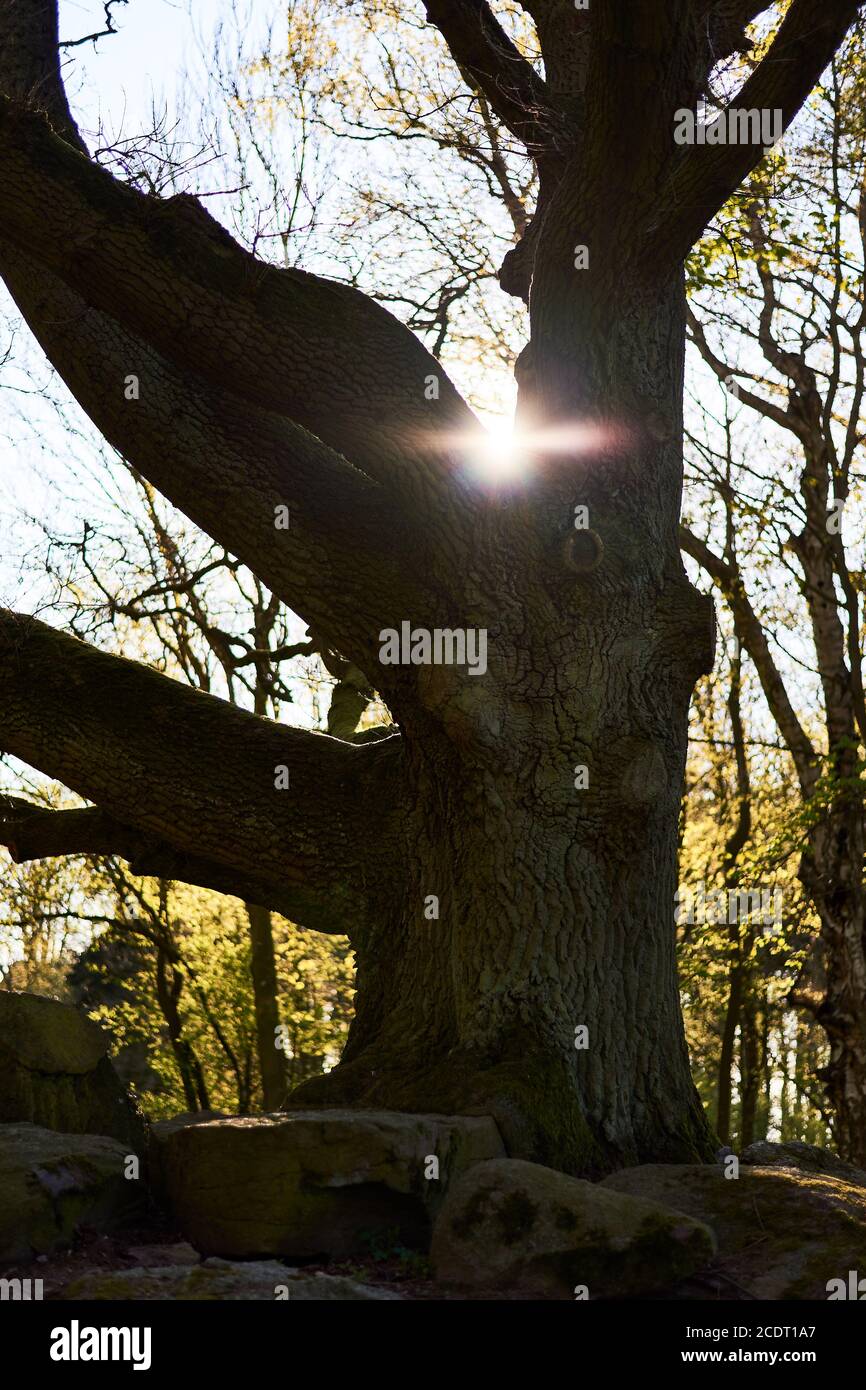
[246, 903, 287, 1110]
[293, 274, 717, 1174]
[802, 804, 866, 1163]
[739, 989, 761, 1148]
[716, 645, 751, 1146]
[716, 960, 743, 1147]
[155, 947, 209, 1112]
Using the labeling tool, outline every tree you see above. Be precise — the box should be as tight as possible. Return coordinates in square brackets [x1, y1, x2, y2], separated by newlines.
[682, 27, 866, 1159]
[0, 0, 861, 1174]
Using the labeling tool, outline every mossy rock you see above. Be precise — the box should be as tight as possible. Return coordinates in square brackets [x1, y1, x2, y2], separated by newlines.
[602, 1162, 866, 1299]
[0, 1123, 146, 1263]
[431, 1157, 715, 1298]
[0, 992, 147, 1152]
[158, 1110, 504, 1260]
[740, 1140, 866, 1189]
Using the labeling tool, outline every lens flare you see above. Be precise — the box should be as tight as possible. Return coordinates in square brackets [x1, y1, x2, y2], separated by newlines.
[412, 415, 630, 492]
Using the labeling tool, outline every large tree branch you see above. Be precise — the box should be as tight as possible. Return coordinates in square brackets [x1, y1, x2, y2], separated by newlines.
[657, 0, 862, 262]
[0, 3, 479, 504]
[705, 2, 775, 62]
[0, 249, 427, 670]
[680, 527, 819, 792]
[423, 0, 565, 161]
[0, 1, 473, 671]
[0, 798, 345, 931]
[0, 611, 404, 936]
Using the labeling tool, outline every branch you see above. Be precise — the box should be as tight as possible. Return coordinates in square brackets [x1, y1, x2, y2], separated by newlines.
[60, 0, 128, 49]
[705, 2, 775, 62]
[0, 249, 427, 669]
[658, 0, 862, 262]
[0, 799, 338, 929]
[423, 0, 565, 159]
[0, 2, 451, 668]
[680, 527, 819, 792]
[0, 95, 477, 498]
[686, 305, 808, 439]
[0, 611, 404, 936]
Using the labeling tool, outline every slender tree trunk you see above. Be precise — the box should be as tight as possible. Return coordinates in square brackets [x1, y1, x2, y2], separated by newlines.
[716, 646, 751, 1146]
[739, 990, 760, 1148]
[246, 902, 287, 1110]
[791, 464, 866, 1163]
[717, 961, 743, 1147]
[802, 804, 866, 1162]
[155, 946, 209, 1112]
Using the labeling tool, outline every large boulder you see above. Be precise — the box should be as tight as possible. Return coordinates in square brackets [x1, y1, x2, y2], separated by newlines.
[430, 1157, 715, 1298]
[148, 1111, 228, 1205]
[62, 1258, 405, 1300]
[602, 1162, 866, 1299]
[739, 1140, 866, 1189]
[0, 1123, 146, 1264]
[157, 1109, 504, 1259]
[0, 992, 146, 1151]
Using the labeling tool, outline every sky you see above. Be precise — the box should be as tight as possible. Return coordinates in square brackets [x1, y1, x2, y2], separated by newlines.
[59, 0, 218, 123]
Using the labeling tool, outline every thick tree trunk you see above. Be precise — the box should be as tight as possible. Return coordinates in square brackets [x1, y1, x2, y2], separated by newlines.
[293, 275, 717, 1174]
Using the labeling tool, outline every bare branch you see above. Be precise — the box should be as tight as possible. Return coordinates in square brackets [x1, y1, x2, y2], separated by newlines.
[423, 0, 566, 161]
[680, 527, 820, 792]
[60, 0, 128, 49]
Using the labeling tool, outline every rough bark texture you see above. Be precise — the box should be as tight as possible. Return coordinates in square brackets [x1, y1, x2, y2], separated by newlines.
[0, 0, 859, 1173]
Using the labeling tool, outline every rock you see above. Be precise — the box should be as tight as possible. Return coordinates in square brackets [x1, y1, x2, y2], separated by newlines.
[124, 1242, 200, 1267]
[158, 1109, 504, 1259]
[0, 1123, 146, 1264]
[739, 1140, 866, 1189]
[430, 1157, 715, 1299]
[148, 1111, 227, 1205]
[62, 1258, 404, 1300]
[0, 992, 147, 1151]
[602, 1163, 866, 1299]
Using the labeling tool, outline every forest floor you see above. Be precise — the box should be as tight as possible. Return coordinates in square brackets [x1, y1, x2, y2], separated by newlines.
[10, 1224, 756, 1301]
[9, 1223, 450, 1300]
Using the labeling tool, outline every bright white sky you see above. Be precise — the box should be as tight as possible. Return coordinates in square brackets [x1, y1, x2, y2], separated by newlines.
[59, 0, 216, 119]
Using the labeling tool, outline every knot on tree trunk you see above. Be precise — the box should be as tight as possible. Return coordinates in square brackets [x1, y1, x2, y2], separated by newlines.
[653, 575, 716, 684]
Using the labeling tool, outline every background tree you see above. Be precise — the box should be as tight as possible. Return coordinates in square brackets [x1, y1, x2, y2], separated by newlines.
[682, 26, 866, 1158]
